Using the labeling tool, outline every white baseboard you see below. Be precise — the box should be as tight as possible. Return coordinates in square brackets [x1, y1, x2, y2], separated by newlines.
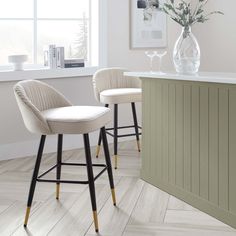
[0, 131, 135, 161]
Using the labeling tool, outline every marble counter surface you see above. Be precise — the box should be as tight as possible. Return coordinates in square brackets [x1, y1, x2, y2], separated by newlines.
[124, 71, 236, 85]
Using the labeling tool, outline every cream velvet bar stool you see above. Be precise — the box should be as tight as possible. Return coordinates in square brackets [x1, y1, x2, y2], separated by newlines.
[93, 68, 142, 169]
[14, 80, 116, 233]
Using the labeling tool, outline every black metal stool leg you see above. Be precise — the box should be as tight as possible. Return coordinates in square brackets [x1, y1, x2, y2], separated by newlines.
[83, 133, 99, 232]
[96, 104, 109, 158]
[24, 135, 46, 227]
[131, 102, 141, 152]
[101, 127, 117, 206]
[114, 104, 118, 169]
[56, 134, 63, 200]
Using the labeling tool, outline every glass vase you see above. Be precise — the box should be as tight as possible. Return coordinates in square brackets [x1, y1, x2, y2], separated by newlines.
[173, 26, 200, 74]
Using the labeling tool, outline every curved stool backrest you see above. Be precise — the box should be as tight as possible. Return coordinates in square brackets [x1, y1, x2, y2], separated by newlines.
[92, 67, 141, 103]
[14, 80, 72, 135]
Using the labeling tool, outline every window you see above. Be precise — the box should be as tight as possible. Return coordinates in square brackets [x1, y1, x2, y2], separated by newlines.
[0, 0, 100, 67]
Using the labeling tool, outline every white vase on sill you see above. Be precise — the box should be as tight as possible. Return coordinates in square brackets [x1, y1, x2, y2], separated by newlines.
[8, 55, 28, 71]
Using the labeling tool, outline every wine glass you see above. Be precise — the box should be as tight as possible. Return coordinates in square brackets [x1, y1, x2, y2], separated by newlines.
[156, 51, 167, 74]
[145, 51, 157, 73]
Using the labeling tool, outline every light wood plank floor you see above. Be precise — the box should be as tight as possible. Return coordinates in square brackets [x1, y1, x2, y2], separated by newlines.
[0, 140, 236, 236]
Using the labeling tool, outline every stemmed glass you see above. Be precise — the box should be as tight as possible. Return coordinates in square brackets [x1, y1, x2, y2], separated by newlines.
[145, 50, 167, 73]
[156, 51, 167, 74]
[145, 51, 156, 73]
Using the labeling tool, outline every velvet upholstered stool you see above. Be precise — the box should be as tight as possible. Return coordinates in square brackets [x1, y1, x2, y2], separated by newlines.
[93, 68, 142, 169]
[14, 80, 116, 232]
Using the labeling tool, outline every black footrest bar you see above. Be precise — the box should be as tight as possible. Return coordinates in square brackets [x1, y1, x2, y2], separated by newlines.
[61, 162, 106, 168]
[106, 131, 142, 138]
[117, 132, 142, 138]
[106, 125, 142, 131]
[37, 178, 90, 184]
[36, 162, 107, 185]
[37, 164, 58, 179]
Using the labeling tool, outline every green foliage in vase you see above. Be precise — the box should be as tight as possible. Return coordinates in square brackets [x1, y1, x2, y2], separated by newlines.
[162, 0, 223, 28]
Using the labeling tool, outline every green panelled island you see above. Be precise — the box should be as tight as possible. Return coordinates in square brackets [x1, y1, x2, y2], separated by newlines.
[125, 71, 236, 229]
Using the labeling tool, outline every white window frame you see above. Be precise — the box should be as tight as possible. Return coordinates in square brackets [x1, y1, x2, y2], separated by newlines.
[0, 0, 107, 78]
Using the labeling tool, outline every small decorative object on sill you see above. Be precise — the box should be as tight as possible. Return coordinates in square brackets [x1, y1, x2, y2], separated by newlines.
[44, 45, 65, 69]
[56, 47, 65, 69]
[64, 58, 85, 68]
[43, 45, 58, 69]
[8, 55, 28, 71]
[162, 0, 223, 75]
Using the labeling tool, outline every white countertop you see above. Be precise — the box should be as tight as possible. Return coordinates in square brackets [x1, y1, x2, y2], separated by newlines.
[124, 71, 236, 85]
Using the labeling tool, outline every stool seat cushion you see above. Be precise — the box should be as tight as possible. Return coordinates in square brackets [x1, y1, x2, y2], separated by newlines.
[100, 88, 142, 104]
[42, 106, 111, 134]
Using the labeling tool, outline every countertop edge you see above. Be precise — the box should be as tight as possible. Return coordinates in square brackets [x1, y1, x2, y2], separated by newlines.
[124, 71, 236, 85]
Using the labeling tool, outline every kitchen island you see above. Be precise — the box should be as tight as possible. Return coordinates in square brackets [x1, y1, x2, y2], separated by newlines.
[125, 71, 236, 228]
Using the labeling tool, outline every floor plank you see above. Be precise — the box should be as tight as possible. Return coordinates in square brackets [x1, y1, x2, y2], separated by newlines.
[167, 196, 198, 211]
[128, 183, 169, 225]
[0, 140, 235, 236]
[0, 201, 41, 236]
[123, 224, 236, 236]
[48, 181, 121, 236]
[164, 209, 232, 229]
[12, 193, 79, 236]
[86, 177, 144, 236]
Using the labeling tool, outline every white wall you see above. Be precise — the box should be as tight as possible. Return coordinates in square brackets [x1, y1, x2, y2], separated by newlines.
[194, 0, 236, 72]
[0, 0, 235, 160]
[107, 0, 236, 73]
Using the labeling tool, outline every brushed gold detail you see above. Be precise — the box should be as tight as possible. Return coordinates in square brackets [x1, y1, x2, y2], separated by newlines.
[111, 188, 117, 206]
[96, 145, 101, 158]
[93, 211, 99, 232]
[137, 140, 141, 152]
[24, 207, 31, 227]
[56, 183, 60, 200]
[114, 155, 118, 169]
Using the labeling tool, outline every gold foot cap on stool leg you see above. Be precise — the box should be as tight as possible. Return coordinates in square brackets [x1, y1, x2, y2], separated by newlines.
[24, 207, 31, 227]
[56, 183, 60, 200]
[96, 145, 101, 158]
[114, 155, 118, 169]
[137, 140, 141, 152]
[93, 211, 99, 232]
[111, 188, 117, 206]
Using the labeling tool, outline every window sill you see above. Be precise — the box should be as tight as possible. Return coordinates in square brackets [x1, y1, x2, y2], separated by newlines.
[0, 66, 99, 82]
